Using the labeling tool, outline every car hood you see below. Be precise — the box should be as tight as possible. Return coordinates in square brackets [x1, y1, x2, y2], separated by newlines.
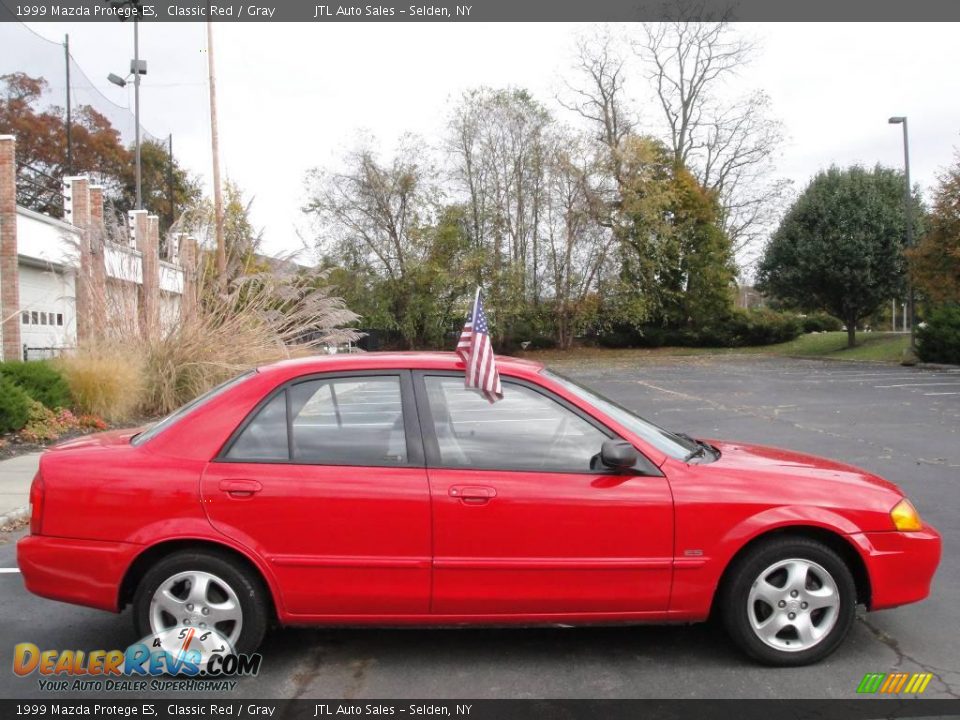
[46, 428, 145, 452]
[705, 439, 902, 495]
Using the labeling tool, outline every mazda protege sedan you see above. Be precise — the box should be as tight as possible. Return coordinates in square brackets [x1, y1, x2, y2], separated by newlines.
[18, 353, 941, 666]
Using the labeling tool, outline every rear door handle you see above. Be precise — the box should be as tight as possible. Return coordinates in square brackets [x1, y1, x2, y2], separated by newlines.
[449, 485, 497, 505]
[218, 479, 263, 498]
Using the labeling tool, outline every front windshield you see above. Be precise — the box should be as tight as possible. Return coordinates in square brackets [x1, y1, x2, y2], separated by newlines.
[542, 369, 699, 461]
[131, 370, 256, 446]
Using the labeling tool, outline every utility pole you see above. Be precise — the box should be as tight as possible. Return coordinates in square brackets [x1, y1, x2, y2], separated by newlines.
[167, 134, 175, 230]
[64, 35, 72, 176]
[207, 18, 226, 284]
[134, 19, 142, 209]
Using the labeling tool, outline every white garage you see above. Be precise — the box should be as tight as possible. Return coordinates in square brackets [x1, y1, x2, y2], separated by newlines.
[15, 208, 79, 360]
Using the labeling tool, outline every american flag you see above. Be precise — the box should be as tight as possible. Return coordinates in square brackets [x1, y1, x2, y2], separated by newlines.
[456, 288, 503, 403]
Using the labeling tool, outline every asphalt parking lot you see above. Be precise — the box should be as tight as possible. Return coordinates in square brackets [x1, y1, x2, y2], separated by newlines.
[1, 355, 957, 700]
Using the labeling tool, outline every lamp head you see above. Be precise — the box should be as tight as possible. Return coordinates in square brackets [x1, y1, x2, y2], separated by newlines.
[888, 116, 906, 125]
[107, 73, 127, 88]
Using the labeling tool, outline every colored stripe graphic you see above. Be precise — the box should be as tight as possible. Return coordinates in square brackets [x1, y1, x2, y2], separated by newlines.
[857, 672, 932, 694]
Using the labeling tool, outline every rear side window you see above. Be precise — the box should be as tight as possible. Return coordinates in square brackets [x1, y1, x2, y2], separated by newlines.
[224, 376, 407, 466]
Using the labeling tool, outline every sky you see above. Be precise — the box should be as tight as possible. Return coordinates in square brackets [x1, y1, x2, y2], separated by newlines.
[11, 21, 960, 265]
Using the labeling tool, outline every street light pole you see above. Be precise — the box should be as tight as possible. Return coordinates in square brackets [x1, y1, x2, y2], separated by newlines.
[888, 116, 915, 354]
[108, 7, 146, 211]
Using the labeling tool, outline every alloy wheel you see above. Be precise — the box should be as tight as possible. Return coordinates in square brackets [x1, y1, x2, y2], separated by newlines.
[149, 570, 243, 647]
[746, 558, 840, 652]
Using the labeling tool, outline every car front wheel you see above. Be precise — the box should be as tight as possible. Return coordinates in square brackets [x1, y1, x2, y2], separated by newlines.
[132, 550, 269, 654]
[720, 536, 857, 666]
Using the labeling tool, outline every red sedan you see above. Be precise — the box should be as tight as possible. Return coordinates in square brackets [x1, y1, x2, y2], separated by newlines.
[18, 353, 940, 666]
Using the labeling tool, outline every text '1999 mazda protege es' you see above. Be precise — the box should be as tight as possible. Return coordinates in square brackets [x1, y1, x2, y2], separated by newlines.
[18, 353, 941, 666]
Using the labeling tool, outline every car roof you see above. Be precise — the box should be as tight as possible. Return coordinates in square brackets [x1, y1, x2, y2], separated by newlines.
[259, 351, 545, 378]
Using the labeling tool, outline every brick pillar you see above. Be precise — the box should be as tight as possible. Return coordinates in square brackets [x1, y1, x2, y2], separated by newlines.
[64, 175, 93, 345]
[0, 136, 22, 361]
[134, 211, 159, 337]
[179, 234, 198, 324]
[87, 185, 109, 334]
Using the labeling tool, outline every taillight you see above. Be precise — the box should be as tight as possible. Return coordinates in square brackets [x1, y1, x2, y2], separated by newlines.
[29, 472, 44, 535]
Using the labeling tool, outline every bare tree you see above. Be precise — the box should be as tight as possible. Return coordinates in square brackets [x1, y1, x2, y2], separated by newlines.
[542, 129, 616, 348]
[447, 88, 550, 315]
[636, 20, 786, 256]
[305, 137, 436, 283]
[563, 31, 633, 149]
[560, 29, 634, 188]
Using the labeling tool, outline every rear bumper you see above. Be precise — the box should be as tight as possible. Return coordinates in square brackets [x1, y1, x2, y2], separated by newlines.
[849, 526, 942, 610]
[17, 534, 138, 612]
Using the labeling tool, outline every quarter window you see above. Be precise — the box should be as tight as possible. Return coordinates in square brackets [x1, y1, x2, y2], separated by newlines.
[225, 392, 288, 461]
[423, 376, 609, 473]
[226, 376, 408, 466]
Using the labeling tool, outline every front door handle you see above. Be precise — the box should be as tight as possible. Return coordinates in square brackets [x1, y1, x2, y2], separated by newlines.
[218, 479, 263, 498]
[449, 485, 497, 505]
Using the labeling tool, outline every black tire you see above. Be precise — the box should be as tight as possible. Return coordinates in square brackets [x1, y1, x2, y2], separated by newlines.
[719, 536, 857, 666]
[132, 549, 269, 654]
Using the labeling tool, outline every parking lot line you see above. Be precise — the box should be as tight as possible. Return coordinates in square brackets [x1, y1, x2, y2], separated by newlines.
[824, 376, 935, 382]
[0, 568, 20, 573]
[925, 392, 960, 396]
[874, 382, 960, 388]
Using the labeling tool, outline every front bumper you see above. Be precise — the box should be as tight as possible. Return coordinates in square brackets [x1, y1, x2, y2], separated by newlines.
[849, 526, 942, 610]
[17, 534, 139, 612]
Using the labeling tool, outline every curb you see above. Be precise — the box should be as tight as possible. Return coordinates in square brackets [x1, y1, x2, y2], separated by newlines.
[0, 505, 29, 528]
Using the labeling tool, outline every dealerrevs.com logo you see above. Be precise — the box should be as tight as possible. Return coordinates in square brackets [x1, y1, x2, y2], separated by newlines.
[13, 627, 262, 692]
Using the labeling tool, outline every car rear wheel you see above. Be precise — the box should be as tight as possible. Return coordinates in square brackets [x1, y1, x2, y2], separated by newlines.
[132, 550, 269, 654]
[720, 536, 857, 666]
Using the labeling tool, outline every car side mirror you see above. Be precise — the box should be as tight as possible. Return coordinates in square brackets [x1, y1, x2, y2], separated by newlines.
[600, 439, 639, 471]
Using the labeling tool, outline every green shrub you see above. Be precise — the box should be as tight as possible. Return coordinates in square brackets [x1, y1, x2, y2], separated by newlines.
[596, 326, 643, 348]
[0, 360, 73, 409]
[0, 375, 31, 433]
[595, 310, 802, 349]
[801, 312, 844, 333]
[718, 308, 804, 346]
[917, 305, 960, 364]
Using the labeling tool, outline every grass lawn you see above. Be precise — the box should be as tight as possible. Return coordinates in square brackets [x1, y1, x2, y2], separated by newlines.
[736, 331, 910, 361]
[525, 332, 911, 365]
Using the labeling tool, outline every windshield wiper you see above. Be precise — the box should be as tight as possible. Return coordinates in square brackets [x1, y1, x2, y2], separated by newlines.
[677, 432, 711, 462]
[684, 445, 708, 462]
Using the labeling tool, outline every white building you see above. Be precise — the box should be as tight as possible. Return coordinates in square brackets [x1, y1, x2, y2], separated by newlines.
[0, 135, 197, 362]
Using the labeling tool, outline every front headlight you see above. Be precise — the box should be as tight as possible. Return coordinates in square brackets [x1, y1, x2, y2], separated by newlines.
[890, 498, 923, 531]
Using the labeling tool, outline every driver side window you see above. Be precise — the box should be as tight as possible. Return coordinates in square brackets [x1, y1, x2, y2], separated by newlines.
[424, 376, 609, 472]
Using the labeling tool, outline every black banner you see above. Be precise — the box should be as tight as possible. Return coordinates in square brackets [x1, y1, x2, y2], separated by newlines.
[2, 0, 960, 22]
[4, 700, 960, 720]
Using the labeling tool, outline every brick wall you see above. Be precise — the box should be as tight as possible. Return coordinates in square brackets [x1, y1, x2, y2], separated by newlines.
[0, 135, 20, 361]
[3, 151, 196, 356]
